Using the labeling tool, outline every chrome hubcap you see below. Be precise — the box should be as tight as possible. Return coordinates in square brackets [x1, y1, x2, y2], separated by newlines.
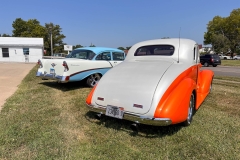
[187, 95, 193, 122]
[89, 74, 100, 86]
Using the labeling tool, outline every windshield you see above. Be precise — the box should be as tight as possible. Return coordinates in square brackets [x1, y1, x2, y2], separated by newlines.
[66, 49, 96, 60]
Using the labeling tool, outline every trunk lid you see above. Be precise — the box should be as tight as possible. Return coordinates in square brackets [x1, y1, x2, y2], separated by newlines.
[94, 60, 173, 114]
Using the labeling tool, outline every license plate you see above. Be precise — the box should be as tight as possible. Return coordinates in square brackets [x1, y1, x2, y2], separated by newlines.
[50, 68, 55, 74]
[106, 105, 124, 119]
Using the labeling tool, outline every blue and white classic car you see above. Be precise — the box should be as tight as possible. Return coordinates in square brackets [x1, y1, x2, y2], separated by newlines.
[36, 47, 125, 87]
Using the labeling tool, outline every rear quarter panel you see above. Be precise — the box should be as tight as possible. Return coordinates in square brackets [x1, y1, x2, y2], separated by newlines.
[64, 60, 113, 81]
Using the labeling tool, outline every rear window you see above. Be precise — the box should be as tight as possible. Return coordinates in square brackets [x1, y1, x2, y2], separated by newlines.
[66, 49, 96, 60]
[134, 45, 174, 56]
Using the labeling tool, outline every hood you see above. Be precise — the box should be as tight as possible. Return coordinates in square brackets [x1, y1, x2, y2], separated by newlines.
[93, 60, 173, 114]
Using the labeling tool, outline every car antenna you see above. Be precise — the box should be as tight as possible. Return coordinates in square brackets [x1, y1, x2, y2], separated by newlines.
[177, 27, 181, 63]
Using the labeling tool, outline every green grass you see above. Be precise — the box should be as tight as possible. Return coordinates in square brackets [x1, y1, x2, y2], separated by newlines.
[221, 59, 240, 66]
[0, 66, 240, 159]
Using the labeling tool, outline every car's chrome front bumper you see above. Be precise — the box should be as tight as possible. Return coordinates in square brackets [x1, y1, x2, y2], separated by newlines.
[87, 104, 172, 126]
[36, 71, 68, 83]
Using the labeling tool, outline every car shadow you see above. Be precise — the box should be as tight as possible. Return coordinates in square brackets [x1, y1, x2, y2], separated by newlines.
[39, 80, 89, 91]
[85, 111, 183, 138]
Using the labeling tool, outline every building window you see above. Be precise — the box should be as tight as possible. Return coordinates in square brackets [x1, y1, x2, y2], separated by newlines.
[2, 48, 9, 57]
[23, 48, 29, 55]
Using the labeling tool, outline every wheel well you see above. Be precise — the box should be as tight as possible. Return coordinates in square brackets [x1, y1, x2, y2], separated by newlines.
[192, 90, 196, 110]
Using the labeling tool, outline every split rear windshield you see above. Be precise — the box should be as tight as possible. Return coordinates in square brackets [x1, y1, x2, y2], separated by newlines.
[134, 45, 175, 56]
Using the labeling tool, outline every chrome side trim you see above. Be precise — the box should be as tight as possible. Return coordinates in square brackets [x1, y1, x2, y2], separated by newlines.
[87, 104, 172, 126]
[36, 71, 68, 83]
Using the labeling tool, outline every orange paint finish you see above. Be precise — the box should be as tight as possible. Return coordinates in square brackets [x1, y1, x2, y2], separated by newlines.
[86, 84, 98, 105]
[154, 65, 198, 124]
[196, 70, 214, 109]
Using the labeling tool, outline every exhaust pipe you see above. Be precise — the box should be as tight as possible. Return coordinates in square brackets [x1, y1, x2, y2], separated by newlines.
[95, 113, 102, 120]
[130, 123, 139, 132]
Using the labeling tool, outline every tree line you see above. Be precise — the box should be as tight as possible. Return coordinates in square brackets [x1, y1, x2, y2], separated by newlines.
[204, 8, 240, 56]
[1, 18, 132, 55]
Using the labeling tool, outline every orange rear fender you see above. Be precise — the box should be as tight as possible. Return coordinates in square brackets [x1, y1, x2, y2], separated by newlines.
[86, 84, 98, 105]
[154, 78, 196, 124]
[196, 70, 214, 108]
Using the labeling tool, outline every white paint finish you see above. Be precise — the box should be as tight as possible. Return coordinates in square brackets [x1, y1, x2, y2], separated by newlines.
[38, 58, 114, 78]
[91, 38, 199, 117]
[126, 38, 197, 64]
[93, 60, 173, 114]
[0, 37, 43, 46]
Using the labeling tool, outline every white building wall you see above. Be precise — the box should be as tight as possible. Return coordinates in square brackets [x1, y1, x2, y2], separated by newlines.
[0, 37, 43, 63]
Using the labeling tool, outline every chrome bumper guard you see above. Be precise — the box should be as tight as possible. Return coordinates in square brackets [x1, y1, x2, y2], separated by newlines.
[36, 71, 68, 83]
[87, 104, 172, 126]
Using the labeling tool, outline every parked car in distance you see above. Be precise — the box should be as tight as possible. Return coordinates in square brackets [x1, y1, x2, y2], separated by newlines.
[233, 55, 240, 60]
[218, 54, 231, 60]
[86, 38, 214, 130]
[36, 47, 125, 87]
[200, 54, 221, 67]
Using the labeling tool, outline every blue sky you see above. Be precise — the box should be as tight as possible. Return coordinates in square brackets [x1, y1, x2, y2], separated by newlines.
[0, 0, 239, 48]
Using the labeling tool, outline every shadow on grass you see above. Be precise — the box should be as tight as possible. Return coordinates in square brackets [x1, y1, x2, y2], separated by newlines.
[85, 111, 182, 138]
[39, 80, 90, 91]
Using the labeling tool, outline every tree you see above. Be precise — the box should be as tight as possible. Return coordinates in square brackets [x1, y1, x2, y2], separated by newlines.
[117, 47, 125, 50]
[0, 33, 11, 37]
[12, 18, 66, 56]
[44, 23, 66, 55]
[126, 46, 132, 50]
[204, 8, 240, 57]
[12, 18, 46, 37]
[73, 44, 83, 50]
[89, 43, 95, 47]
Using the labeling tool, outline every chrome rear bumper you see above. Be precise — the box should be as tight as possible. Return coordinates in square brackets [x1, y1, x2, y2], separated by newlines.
[87, 104, 172, 126]
[36, 71, 68, 83]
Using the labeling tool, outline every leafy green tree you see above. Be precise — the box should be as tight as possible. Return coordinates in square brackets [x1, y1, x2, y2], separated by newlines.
[161, 37, 170, 39]
[89, 43, 95, 47]
[126, 46, 132, 50]
[73, 44, 83, 50]
[0, 33, 11, 37]
[12, 18, 66, 56]
[44, 23, 66, 55]
[12, 18, 46, 37]
[204, 8, 240, 57]
[117, 47, 125, 50]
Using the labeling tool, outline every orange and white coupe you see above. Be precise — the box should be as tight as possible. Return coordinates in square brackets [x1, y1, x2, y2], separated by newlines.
[86, 38, 214, 128]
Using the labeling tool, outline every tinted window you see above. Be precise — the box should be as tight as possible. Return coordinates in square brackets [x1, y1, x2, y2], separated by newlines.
[2, 48, 9, 57]
[23, 48, 29, 55]
[66, 50, 96, 60]
[135, 45, 174, 56]
[112, 52, 125, 61]
[95, 52, 111, 60]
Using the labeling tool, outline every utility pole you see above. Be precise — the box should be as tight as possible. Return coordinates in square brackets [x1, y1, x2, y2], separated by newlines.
[49, 26, 53, 57]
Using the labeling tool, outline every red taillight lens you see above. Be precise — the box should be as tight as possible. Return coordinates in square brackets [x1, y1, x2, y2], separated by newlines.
[62, 61, 69, 71]
[37, 59, 43, 68]
[211, 58, 213, 62]
[97, 97, 104, 101]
